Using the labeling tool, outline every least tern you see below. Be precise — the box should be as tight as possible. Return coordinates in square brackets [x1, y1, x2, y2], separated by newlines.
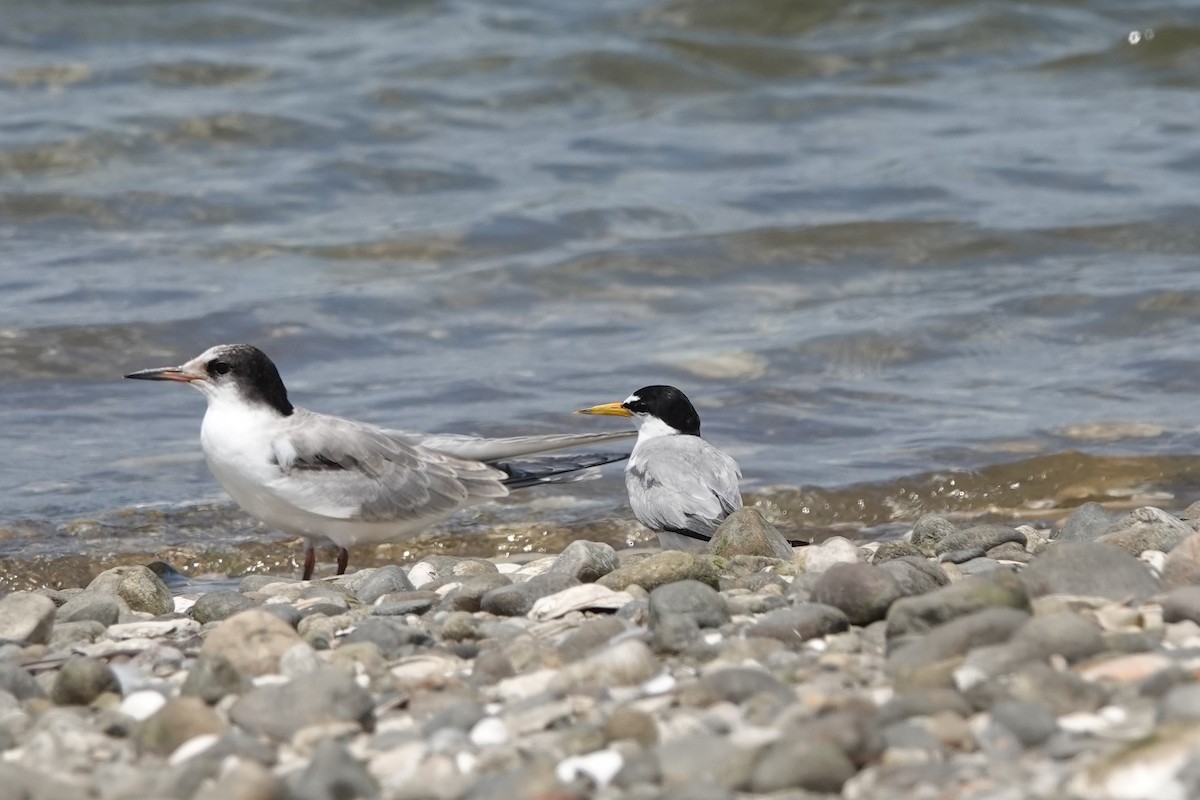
[126, 344, 633, 579]
[578, 385, 744, 551]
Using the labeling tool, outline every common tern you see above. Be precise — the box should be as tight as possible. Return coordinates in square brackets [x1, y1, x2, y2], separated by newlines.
[577, 385, 745, 551]
[126, 344, 633, 579]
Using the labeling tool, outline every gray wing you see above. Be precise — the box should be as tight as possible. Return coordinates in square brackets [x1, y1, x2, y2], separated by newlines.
[267, 408, 508, 523]
[626, 437, 742, 538]
[398, 430, 636, 462]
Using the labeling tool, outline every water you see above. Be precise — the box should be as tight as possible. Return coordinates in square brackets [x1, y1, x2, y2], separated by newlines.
[4, 0, 1200, 587]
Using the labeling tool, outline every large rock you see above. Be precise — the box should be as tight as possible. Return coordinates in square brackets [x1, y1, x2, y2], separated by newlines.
[1020, 542, 1159, 601]
[934, 524, 1025, 560]
[549, 540, 620, 582]
[598, 551, 721, 592]
[910, 515, 959, 556]
[0, 592, 55, 644]
[705, 508, 795, 560]
[1162, 533, 1200, 588]
[648, 580, 729, 629]
[1096, 507, 1193, 555]
[56, 592, 121, 626]
[86, 565, 173, 616]
[750, 604, 849, 645]
[1055, 502, 1117, 542]
[887, 607, 1030, 680]
[200, 609, 304, 677]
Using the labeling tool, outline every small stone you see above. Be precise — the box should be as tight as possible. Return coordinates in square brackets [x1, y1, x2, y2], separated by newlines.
[989, 700, 1057, 747]
[1162, 586, 1200, 625]
[180, 653, 248, 704]
[872, 540, 925, 562]
[1097, 507, 1193, 555]
[229, 666, 374, 741]
[811, 562, 904, 625]
[192, 759, 284, 800]
[1160, 685, 1200, 723]
[286, 739, 379, 800]
[352, 564, 416, 605]
[604, 707, 658, 747]
[87, 565, 174, 616]
[480, 572, 580, 617]
[1020, 542, 1160, 601]
[372, 591, 440, 616]
[191, 591, 259, 625]
[341, 618, 432, 658]
[801, 536, 861, 574]
[1006, 662, 1108, 716]
[0, 592, 55, 644]
[691, 667, 793, 706]
[886, 569, 1030, 639]
[877, 688, 973, 725]
[550, 639, 660, 693]
[441, 574, 512, 612]
[470, 716, 510, 747]
[657, 733, 759, 791]
[911, 515, 959, 556]
[50, 656, 120, 706]
[749, 739, 857, 794]
[598, 551, 721, 592]
[549, 540, 621, 582]
[878, 556, 949, 597]
[750, 603, 849, 645]
[200, 609, 304, 677]
[887, 607, 1030, 679]
[136, 696, 226, 756]
[705, 508, 795, 559]
[1055, 502, 1117, 542]
[56, 592, 121, 626]
[649, 580, 729, 629]
[1010, 611, 1106, 663]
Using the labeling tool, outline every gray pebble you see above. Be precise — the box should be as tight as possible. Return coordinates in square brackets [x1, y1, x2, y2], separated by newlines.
[887, 607, 1030, 677]
[441, 574, 512, 613]
[180, 652, 248, 704]
[751, 603, 849, 645]
[911, 514, 959, 556]
[479, 572, 579, 617]
[1020, 541, 1160, 600]
[935, 524, 1025, 557]
[372, 591, 440, 616]
[192, 591, 259, 624]
[749, 738, 858, 794]
[1055, 502, 1117, 542]
[877, 556, 949, 597]
[229, 666, 374, 741]
[990, 700, 1058, 747]
[342, 618, 432, 658]
[649, 579, 729, 629]
[0, 592, 56, 644]
[50, 656, 119, 706]
[351, 564, 416, 605]
[706, 508, 795, 560]
[135, 696, 226, 755]
[56, 592, 121, 626]
[887, 569, 1029, 639]
[0, 663, 44, 700]
[287, 739, 379, 800]
[549, 540, 621, 582]
[1162, 586, 1200, 625]
[87, 565, 174, 616]
[1097, 506, 1193, 555]
[811, 562, 903, 625]
[872, 539, 926, 562]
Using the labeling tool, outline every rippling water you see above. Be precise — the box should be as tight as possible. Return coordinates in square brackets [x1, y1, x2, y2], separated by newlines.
[4, 0, 1200, 586]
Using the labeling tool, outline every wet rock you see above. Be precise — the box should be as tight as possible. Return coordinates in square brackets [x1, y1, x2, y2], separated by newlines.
[479, 572, 579, 617]
[911, 514, 959, 556]
[705, 508, 795, 559]
[648, 579, 729, 629]
[887, 607, 1030, 679]
[1020, 542, 1159, 600]
[886, 569, 1029, 639]
[181, 652, 248, 704]
[192, 591, 259, 624]
[50, 656, 119, 706]
[750, 739, 857, 794]
[801, 536, 861, 574]
[0, 592, 55, 644]
[1162, 533, 1200, 588]
[56, 592, 121, 626]
[549, 540, 620, 582]
[200, 609, 304, 677]
[229, 666, 374, 741]
[878, 556, 950, 597]
[86, 565, 173, 616]
[935, 524, 1025, 557]
[135, 696, 226, 755]
[1097, 507, 1193, 555]
[750, 603, 849, 645]
[1055, 502, 1117, 542]
[598, 551, 721, 592]
[810, 562, 903, 625]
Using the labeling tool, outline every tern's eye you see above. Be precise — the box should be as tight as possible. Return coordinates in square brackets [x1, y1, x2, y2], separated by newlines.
[209, 360, 232, 376]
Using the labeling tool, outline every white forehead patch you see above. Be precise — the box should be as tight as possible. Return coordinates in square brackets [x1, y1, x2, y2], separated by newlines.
[624, 394, 640, 405]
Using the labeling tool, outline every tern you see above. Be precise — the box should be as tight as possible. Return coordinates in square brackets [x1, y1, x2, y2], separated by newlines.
[126, 344, 633, 579]
[577, 385, 745, 551]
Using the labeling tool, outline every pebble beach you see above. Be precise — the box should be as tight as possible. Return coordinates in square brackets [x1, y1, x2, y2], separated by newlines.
[4, 503, 1200, 799]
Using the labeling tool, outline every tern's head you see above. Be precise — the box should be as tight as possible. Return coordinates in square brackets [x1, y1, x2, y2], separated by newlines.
[577, 385, 700, 436]
[125, 343, 293, 416]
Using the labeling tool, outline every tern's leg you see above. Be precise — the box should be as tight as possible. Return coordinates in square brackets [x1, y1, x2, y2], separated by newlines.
[302, 543, 316, 581]
[336, 547, 349, 575]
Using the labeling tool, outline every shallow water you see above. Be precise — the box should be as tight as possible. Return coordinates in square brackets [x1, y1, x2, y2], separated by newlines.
[3, 1, 1200, 586]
